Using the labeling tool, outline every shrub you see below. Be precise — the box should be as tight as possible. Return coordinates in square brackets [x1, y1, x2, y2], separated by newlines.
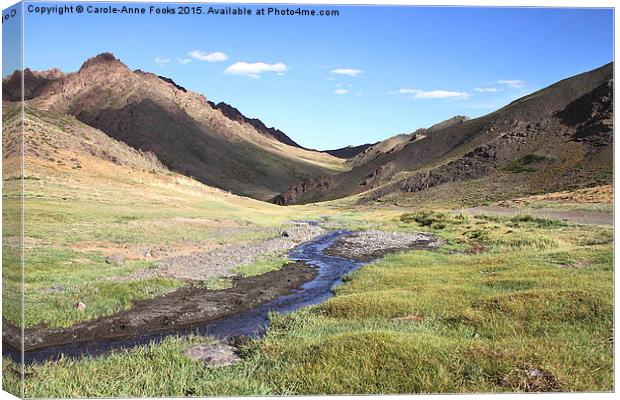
[400, 210, 449, 227]
[510, 214, 567, 228]
[504, 154, 551, 173]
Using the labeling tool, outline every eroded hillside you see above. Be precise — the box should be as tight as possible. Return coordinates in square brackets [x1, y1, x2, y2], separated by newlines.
[275, 63, 613, 206]
[3, 53, 347, 200]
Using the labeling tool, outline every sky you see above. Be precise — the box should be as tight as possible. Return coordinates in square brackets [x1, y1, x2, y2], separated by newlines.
[3, 3, 615, 150]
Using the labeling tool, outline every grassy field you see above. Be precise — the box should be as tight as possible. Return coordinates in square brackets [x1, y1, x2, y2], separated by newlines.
[4, 209, 613, 396]
[12, 190, 324, 329]
[3, 143, 329, 329]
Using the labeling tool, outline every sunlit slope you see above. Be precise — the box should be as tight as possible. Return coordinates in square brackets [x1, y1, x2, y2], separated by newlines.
[9, 53, 347, 200]
[275, 63, 613, 205]
[16, 103, 309, 223]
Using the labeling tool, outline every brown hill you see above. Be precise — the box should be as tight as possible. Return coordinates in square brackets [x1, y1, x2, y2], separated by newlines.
[5, 53, 345, 200]
[274, 62, 613, 205]
[2, 68, 64, 101]
[324, 143, 376, 159]
[207, 101, 304, 149]
[347, 116, 469, 168]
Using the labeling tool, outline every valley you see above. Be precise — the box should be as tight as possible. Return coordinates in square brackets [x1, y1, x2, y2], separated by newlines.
[1, 56, 613, 396]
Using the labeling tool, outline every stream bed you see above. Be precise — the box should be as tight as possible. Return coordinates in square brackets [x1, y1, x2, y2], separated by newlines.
[4, 230, 363, 364]
[3, 228, 442, 364]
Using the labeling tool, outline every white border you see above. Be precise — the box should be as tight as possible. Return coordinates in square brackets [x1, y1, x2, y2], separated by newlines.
[0, 1, 616, 400]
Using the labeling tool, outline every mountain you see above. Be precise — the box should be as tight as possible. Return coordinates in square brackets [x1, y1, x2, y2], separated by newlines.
[324, 143, 376, 159]
[274, 62, 613, 205]
[2, 68, 64, 101]
[322, 116, 469, 162]
[207, 101, 304, 149]
[4, 53, 346, 200]
[2, 100, 286, 230]
[347, 116, 469, 168]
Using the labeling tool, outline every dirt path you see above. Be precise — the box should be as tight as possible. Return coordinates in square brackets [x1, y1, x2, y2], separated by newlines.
[462, 206, 613, 226]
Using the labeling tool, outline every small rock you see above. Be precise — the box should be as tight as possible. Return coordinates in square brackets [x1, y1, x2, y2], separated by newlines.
[526, 368, 542, 378]
[184, 343, 241, 366]
[75, 301, 86, 311]
[392, 314, 425, 323]
[280, 230, 290, 237]
[105, 254, 125, 265]
[40, 285, 64, 294]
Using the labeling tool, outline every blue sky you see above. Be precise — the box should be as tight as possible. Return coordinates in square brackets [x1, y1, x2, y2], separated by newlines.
[6, 3, 615, 149]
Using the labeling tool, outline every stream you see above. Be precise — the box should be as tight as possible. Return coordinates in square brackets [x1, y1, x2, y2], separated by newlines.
[4, 230, 364, 364]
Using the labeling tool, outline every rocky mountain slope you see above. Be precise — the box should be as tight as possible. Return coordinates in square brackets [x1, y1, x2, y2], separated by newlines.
[2, 68, 64, 101]
[207, 101, 304, 149]
[324, 143, 376, 159]
[347, 116, 470, 168]
[274, 63, 613, 205]
[4, 53, 346, 200]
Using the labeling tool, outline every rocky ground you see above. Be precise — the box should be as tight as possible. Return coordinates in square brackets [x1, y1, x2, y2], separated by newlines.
[325, 230, 444, 261]
[114, 221, 325, 282]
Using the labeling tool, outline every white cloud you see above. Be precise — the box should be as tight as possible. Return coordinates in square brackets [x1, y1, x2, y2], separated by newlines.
[154, 57, 170, 67]
[330, 68, 363, 77]
[474, 87, 499, 93]
[189, 50, 228, 62]
[178, 58, 192, 64]
[224, 61, 288, 79]
[496, 79, 525, 88]
[397, 88, 470, 100]
[333, 89, 349, 95]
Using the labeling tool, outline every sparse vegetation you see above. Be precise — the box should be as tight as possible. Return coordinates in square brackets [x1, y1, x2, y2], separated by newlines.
[200, 277, 234, 290]
[504, 154, 551, 173]
[233, 253, 289, 277]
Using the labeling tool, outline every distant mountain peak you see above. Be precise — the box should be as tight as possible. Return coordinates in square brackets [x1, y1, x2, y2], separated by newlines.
[324, 143, 376, 159]
[156, 75, 187, 92]
[207, 101, 304, 149]
[80, 52, 123, 71]
[2, 67, 65, 101]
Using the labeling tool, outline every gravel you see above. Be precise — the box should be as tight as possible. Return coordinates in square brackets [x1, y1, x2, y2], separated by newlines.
[116, 221, 325, 282]
[325, 230, 443, 261]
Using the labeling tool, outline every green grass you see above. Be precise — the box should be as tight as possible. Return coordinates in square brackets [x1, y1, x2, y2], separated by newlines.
[504, 154, 551, 173]
[233, 253, 289, 277]
[5, 212, 612, 396]
[200, 277, 234, 290]
[20, 246, 183, 328]
[195, 253, 290, 291]
[4, 189, 319, 328]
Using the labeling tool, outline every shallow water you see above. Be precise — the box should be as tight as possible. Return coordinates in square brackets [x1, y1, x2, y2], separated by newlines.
[5, 230, 363, 364]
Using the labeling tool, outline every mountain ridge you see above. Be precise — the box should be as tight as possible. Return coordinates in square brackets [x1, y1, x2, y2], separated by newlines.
[3, 52, 347, 200]
[274, 62, 613, 205]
